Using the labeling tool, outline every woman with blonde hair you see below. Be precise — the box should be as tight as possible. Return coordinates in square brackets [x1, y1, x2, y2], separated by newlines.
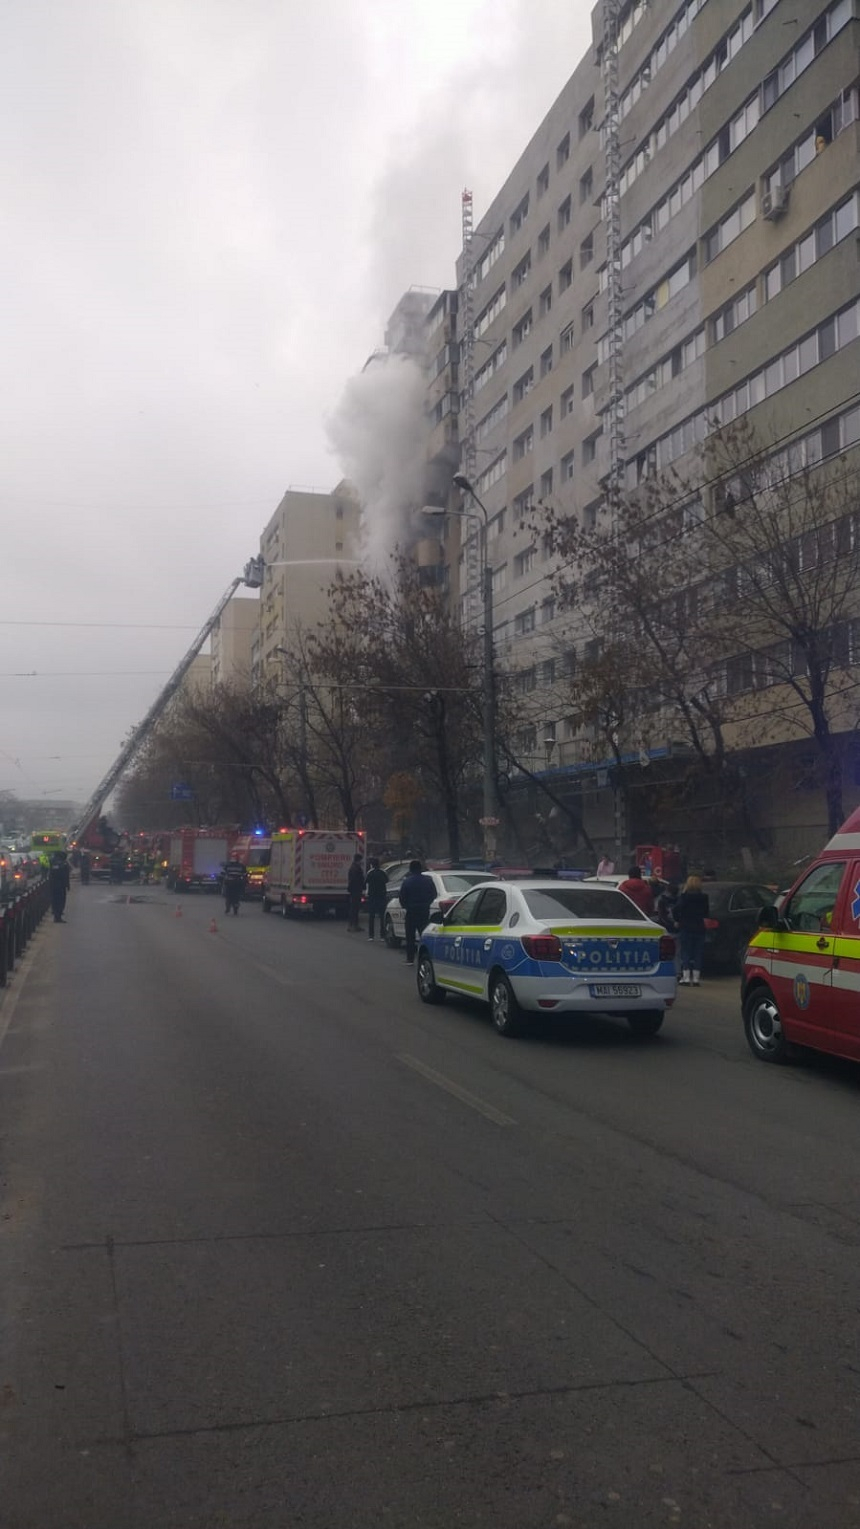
[674, 874, 710, 986]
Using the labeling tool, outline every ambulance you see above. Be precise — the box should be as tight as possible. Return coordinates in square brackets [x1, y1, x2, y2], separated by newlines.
[742, 806, 860, 1065]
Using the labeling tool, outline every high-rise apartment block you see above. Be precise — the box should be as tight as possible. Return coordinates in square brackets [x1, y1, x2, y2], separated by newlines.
[251, 484, 362, 682]
[436, 0, 859, 845]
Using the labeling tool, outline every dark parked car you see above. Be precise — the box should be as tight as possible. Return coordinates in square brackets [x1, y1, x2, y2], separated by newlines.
[698, 882, 777, 973]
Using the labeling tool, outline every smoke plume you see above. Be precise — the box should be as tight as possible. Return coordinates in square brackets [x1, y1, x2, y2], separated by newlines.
[326, 354, 428, 568]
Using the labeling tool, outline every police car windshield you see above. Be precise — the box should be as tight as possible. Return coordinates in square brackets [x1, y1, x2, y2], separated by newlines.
[523, 887, 649, 922]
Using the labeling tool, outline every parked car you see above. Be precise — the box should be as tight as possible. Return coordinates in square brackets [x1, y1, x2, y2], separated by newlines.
[383, 870, 498, 948]
[416, 879, 677, 1037]
[698, 882, 777, 972]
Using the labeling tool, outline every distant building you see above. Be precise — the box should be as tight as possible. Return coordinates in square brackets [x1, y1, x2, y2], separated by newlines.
[251, 482, 362, 682]
[210, 595, 258, 689]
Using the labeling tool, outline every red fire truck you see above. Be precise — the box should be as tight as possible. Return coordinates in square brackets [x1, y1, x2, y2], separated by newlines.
[166, 828, 239, 893]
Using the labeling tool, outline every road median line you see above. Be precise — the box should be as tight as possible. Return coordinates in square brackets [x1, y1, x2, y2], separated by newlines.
[396, 1052, 516, 1126]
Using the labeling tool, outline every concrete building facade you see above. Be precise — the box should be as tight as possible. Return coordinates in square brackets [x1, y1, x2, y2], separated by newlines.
[437, 0, 860, 863]
[251, 484, 362, 683]
[210, 596, 258, 689]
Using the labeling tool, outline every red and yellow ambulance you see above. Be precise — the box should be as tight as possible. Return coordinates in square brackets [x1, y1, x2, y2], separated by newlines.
[742, 806, 860, 1064]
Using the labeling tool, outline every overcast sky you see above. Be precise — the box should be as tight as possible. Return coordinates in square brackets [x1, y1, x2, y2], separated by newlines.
[1, 0, 592, 812]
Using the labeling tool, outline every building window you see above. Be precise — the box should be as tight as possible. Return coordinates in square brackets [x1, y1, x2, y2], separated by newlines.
[473, 339, 507, 395]
[541, 596, 556, 624]
[540, 468, 554, 498]
[561, 450, 575, 482]
[513, 487, 533, 521]
[537, 163, 550, 197]
[579, 97, 594, 138]
[582, 364, 596, 397]
[580, 233, 594, 269]
[539, 285, 553, 317]
[475, 393, 509, 444]
[703, 191, 755, 263]
[335, 504, 344, 519]
[559, 259, 573, 292]
[515, 607, 537, 635]
[513, 366, 534, 403]
[491, 563, 508, 594]
[510, 194, 530, 235]
[582, 300, 595, 330]
[560, 321, 575, 356]
[512, 309, 533, 347]
[475, 284, 507, 338]
[583, 432, 600, 465]
[477, 452, 507, 492]
[580, 167, 593, 204]
[711, 282, 757, 342]
[561, 385, 575, 416]
[514, 545, 537, 577]
[512, 252, 531, 288]
[538, 223, 551, 258]
[558, 196, 572, 232]
[583, 499, 599, 530]
[557, 132, 570, 168]
[540, 406, 553, 438]
[540, 345, 553, 378]
[513, 425, 534, 461]
[761, 192, 859, 304]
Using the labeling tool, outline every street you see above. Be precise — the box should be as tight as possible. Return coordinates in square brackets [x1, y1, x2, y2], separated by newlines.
[2, 886, 860, 1528]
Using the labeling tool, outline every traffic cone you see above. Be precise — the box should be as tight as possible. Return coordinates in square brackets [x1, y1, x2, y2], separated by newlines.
[174, 905, 183, 918]
[209, 917, 218, 934]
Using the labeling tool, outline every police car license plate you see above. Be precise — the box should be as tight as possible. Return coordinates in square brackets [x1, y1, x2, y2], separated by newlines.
[588, 983, 642, 999]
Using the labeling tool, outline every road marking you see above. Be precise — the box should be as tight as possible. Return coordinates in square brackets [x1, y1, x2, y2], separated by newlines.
[396, 1053, 516, 1127]
[0, 938, 43, 1055]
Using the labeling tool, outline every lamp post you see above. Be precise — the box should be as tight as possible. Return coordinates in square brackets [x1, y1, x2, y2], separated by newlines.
[423, 473, 499, 863]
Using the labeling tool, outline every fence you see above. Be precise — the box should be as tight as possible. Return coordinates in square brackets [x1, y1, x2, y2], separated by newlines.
[0, 878, 50, 988]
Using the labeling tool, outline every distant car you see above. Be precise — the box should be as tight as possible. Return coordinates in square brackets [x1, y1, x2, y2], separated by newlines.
[416, 879, 676, 1037]
[383, 870, 498, 949]
[698, 882, 777, 973]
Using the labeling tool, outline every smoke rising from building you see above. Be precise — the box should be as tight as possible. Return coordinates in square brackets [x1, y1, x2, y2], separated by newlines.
[326, 353, 428, 569]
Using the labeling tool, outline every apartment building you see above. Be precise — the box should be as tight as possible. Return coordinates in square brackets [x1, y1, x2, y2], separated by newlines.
[251, 484, 362, 682]
[210, 596, 258, 689]
[443, 0, 860, 855]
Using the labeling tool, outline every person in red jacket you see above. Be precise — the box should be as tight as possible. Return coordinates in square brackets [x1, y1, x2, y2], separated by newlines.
[617, 865, 655, 918]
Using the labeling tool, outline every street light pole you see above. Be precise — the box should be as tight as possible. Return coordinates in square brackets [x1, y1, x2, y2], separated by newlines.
[451, 474, 500, 864]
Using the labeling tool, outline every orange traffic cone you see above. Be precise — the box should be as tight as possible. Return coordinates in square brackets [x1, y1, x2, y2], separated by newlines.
[174, 905, 183, 918]
[209, 917, 218, 934]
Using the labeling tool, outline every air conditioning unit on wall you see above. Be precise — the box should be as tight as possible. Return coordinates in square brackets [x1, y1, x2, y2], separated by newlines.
[761, 185, 790, 221]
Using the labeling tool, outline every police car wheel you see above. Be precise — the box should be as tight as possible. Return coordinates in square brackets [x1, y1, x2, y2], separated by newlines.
[743, 987, 789, 1063]
[384, 914, 401, 949]
[490, 974, 526, 1037]
[626, 1010, 664, 1038]
[416, 952, 445, 1005]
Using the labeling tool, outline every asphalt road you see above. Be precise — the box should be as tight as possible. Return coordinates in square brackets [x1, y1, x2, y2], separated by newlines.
[2, 885, 860, 1528]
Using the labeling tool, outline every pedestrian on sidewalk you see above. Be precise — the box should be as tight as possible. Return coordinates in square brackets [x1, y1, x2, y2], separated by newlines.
[49, 852, 71, 923]
[399, 860, 435, 965]
[347, 854, 366, 931]
[365, 858, 389, 941]
[675, 875, 710, 986]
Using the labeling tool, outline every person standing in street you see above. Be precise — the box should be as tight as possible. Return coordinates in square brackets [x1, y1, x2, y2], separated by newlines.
[364, 858, 389, 942]
[49, 852, 71, 923]
[347, 853, 366, 931]
[399, 860, 436, 965]
[617, 865, 655, 918]
[675, 875, 710, 986]
[222, 855, 247, 916]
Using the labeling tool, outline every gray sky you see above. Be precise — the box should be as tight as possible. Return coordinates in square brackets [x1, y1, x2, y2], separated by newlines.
[1, 0, 592, 809]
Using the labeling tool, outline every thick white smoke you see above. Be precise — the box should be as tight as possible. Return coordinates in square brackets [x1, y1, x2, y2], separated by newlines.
[326, 354, 428, 570]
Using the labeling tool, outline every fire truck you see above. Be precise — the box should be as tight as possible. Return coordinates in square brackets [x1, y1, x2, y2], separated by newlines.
[166, 828, 239, 893]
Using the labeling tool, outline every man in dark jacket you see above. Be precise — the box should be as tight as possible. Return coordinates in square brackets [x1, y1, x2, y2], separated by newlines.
[49, 853, 71, 923]
[347, 854, 366, 931]
[399, 860, 436, 965]
[364, 858, 389, 942]
[222, 856, 247, 915]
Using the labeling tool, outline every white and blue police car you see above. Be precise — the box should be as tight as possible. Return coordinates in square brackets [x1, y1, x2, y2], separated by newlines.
[416, 879, 677, 1038]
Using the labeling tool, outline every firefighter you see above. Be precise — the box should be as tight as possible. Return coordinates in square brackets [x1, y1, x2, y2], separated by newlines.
[222, 855, 247, 916]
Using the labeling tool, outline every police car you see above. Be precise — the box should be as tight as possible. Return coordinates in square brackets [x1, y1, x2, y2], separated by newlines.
[415, 879, 677, 1038]
[742, 805, 860, 1065]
